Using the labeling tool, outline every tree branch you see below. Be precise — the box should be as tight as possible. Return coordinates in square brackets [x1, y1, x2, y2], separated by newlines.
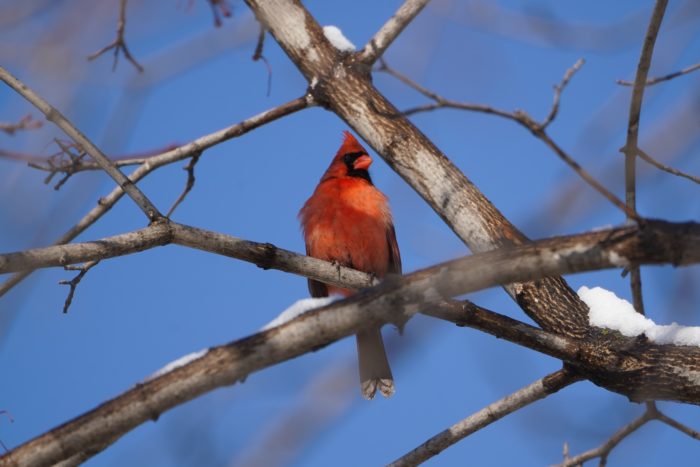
[0, 95, 311, 299]
[389, 369, 580, 466]
[621, 0, 669, 315]
[617, 60, 700, 87]
[377, 59, 636, 221]
[636, 146, 700, 185]
[3, 218, 700, 465]
[86, 0, 143, 72]
[558, 402, 700, 467]
[358, 0, 431, 64]
[0, 65, 161, 221]
[0, 114, 42, 135]
[243, 0, 597, 341]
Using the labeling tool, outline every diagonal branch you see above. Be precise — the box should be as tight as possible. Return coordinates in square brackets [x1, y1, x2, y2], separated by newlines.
[0, 65, 161, 221]
[377, 59, 636, 221]
[617, 60, 700, 87]
[558, 402, 700, 467]
[558, 408, 654, 467]
[636, 146, 700, 185]
[242, 0, 598, 341]
[620, 0, 669, 315]
[358, 0, 432, 64]
[3, 218, 700, 465]
[540, 58, 585, 130]
[0, 95, 311, 299]
[389, 369, 580, 466]
[166, 152, 201, 217]
[58, 260, 100, 314]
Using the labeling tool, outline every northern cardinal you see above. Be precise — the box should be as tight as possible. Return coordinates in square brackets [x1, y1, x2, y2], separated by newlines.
[299, 131, 401, 399]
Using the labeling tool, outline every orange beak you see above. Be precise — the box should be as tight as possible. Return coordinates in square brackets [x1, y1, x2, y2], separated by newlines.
[353, 154, 372, 170]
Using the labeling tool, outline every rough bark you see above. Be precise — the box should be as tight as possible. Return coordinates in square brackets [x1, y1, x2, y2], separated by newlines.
[244, 0, 590, 338]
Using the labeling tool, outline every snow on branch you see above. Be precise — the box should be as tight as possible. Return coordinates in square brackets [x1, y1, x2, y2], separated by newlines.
[579, 286, 700, 346]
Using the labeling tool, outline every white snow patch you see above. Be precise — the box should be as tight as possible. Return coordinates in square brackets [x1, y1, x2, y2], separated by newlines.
[146, 349, 208, 381]
[323, 26, 356, 52]
[262, 296, 339, 330]
[578, 286, 700, 346]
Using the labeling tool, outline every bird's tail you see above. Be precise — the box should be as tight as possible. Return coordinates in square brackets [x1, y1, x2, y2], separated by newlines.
[356, 327, 394, 399]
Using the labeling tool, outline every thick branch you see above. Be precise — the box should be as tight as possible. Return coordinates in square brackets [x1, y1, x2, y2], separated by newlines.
[243, 0, 595, 340]
[4, 219, 700, 465]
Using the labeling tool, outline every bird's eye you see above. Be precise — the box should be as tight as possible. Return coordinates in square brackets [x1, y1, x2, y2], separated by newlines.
[343, 151, 365, 166]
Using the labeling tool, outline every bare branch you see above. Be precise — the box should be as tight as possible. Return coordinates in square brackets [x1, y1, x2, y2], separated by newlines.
[3, 220, 700, 288]
[654, 410, 700, 441]
[87, 0, 143, 72]
[0, 65, 162, 221]
[252, 23, 272, 96]
[378, 59, 639, 221]
[19, 143, 180, 175]
[0, 95, 311, 299]
[557, 409, 654, 467]
[0, 114, 42, 135]
[27, 139, 86, 190]
[559, 402, 700, 467]
[540, 58, 585, 130]
[208, 0, 233, 27]
[358, 0, 431, 64]
[390, 369, 580, 466]
[166, 152, 201, 217]
[621, 0, 669, 315]
[3, 217, 700, 465]
[618, 60, 700, 87]
[636, 146, 700, 185]
[58, 260, 100, 314]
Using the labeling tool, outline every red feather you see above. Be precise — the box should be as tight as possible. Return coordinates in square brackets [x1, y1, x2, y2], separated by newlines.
[299, 131, 401, 399]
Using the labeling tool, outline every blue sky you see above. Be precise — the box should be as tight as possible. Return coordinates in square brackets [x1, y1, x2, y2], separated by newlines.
[1, 1, 700, 466]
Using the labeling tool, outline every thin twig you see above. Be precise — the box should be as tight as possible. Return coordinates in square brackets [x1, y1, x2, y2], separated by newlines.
[59, 260, 100, 313]
[540, 58, 585, 130]
[166, 152, 201, 217]
[0, 65, 162, 221]
[358, 0, 431, 64]
[252, 24, 272, 96]
[559, 402, 700, 466]
[0, 114, 42, 135]
[87, 0, 143, 72]
[636, 146, 700, 184]
[0, 96, 311, 299]
[389, 369, 580, 466]
[26, 139, 85, 190]
[621, 0, 669, 315]
[378, 59, 639, 220]
[617, 60, 700, 87]
[208, 0, 233, 27]
[16, 143, 180, 175]
[557, 409, 654, 467]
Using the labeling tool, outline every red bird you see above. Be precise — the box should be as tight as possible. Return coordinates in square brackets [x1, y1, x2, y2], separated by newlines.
[299, 131, 401, 399]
